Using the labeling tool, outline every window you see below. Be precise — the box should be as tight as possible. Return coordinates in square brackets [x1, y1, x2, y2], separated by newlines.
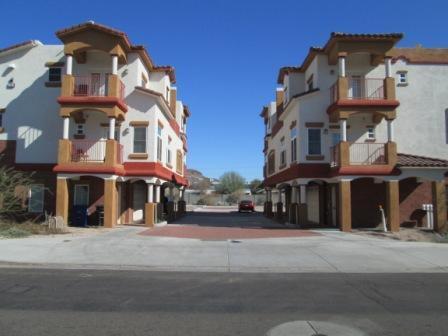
[176, 150, 183, 174]
[74, 185, 89, 206]
[308, 129, 321, 155]
[48, 67, 62, 82]
[0, 112, 3, 128]
[133, 127, 147, 153]
[397, 71, 408, 85]
[28, 184, 44, 213]
[167, 138, 172, 165]
[76, 124, 85, 136]
[307, 75, 314, 91]
[166, 87, 170, 101]
[141, 74, 148, 88]
[157, 125, 163, 161]
[268, 151, 275, 175]
[290, 128, 297, 162]
[366, 126, 376, 140]
[280, 150, 286, 166]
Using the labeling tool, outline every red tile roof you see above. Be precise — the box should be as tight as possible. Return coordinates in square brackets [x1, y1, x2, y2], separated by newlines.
[397, 153, 448, 168]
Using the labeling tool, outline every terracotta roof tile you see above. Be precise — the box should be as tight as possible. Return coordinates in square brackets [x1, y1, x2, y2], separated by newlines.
[390, 47, 448, 64]
[397, 153, 448, 168]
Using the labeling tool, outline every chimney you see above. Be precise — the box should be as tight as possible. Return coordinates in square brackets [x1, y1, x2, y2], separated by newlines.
[276, 88, 284, 115]
[170, 87, 177, 117]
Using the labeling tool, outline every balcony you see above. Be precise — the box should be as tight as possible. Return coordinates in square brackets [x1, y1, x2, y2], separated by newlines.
[56, 139, 124, 174]
[330, 141, 397, 174]
[327, 77, 399, 122]
[58, 74, 127, 118]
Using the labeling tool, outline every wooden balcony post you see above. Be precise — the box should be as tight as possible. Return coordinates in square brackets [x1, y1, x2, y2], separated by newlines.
[107, 74, 119, 98]
[384, 77, 396, 100]
[337, 77, 348, 99]
[105, 139, 118, 166]
[385, 141, 397, 167]
[338, 141, 350, 167]
[58, 139, 72, 164]
[61, 75, 74, 97]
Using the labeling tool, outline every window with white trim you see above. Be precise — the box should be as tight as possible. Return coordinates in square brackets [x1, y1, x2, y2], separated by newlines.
[290, 128, 297, 162]
[397, 71, 408, 85]
[366, 126, 376, 140]
[76, 123, 85, 136]
[133, 127, 147, 153]
[307, 128, 321, 155]
[157, 125, 163, 161]
[28, 184, 44, 213]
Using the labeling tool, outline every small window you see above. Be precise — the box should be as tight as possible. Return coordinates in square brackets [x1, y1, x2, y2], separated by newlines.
[397, 71, 408, 85]
[366, 126, 376, 140]
[28, 184, 44, 213]
[141, 74, 148, 88]
[308, 129, 321, 155]
[157, 126, 163, 161]
[0, 112, 3, 128]
[307, 75, 314, 91]
[133, 127, 147, 153]
[280, 150, 286, 166]
[48, 67, 62, 82]
[290, 128, 297, 162]
[76, 124, 85, 135]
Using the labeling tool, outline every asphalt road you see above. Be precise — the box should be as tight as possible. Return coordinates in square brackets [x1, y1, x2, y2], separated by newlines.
[0, 268, 447, 336]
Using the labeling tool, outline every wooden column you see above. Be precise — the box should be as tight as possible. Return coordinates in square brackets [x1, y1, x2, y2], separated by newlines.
[432, 181, 447, 233]
[338, 180, 351, 232]
[56, 177, 69, 225]
[104, 179, 117, 228]
[386, 180, 400, 232]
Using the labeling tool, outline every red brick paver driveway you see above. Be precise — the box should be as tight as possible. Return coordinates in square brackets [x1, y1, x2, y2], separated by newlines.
[140, 209, 320, 240]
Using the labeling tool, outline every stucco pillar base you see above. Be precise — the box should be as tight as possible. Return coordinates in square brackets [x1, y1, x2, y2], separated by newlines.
[297, 204, 308, 227]
[264, 201, 273, 217]
[385, 142, 397, 167]
[145, 203, 156, 227]
[339, 180, 352, 232]
[276, 202, 283, 221]
[432, 181, 447, 233]
[104, 179, 117, 228]
[289, 203, 299, 224]
[167, 201, 176, 222]
[386, 181, 400, 232]
[58, 139, 72, 164]
[56, 178, 69, 225]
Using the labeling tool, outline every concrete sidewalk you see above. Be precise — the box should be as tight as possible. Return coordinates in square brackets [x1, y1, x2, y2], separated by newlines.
[1, 225, 448, 273]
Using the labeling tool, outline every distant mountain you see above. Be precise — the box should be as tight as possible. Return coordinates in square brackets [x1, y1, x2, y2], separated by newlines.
[187, 169, 213, 190]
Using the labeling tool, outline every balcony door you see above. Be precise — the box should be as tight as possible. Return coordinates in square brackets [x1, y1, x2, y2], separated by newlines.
[90, 73, 101, 96]
[349, 75, 364, 99]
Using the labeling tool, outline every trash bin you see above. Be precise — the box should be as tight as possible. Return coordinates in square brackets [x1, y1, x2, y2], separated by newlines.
[72, 205, 88, 227]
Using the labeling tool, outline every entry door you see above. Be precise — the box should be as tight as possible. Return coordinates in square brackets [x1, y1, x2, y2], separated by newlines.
[132, 183, 146, 223]
[90, 73, 101, 96]
[307, 186, 320, 224]
[74, 185, 89, 206]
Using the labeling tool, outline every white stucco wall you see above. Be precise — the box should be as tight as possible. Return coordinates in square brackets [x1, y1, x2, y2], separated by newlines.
[0, 44, 64, 163]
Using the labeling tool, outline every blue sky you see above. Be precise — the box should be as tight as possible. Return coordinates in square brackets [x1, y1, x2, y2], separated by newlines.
[1, 0, 447, 181]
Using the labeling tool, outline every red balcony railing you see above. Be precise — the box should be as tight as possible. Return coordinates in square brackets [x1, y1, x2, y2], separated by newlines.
[73, 75, 107, 96]
[349, 143, 386, 165]
[71, 140, 107, 162]
[348, 78, 384, 100]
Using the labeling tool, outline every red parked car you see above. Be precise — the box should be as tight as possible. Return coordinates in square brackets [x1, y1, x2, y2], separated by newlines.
[238, 200, 255, 212]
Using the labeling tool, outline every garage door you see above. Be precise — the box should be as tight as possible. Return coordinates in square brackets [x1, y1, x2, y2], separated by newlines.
[307, 186, 320, 224]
